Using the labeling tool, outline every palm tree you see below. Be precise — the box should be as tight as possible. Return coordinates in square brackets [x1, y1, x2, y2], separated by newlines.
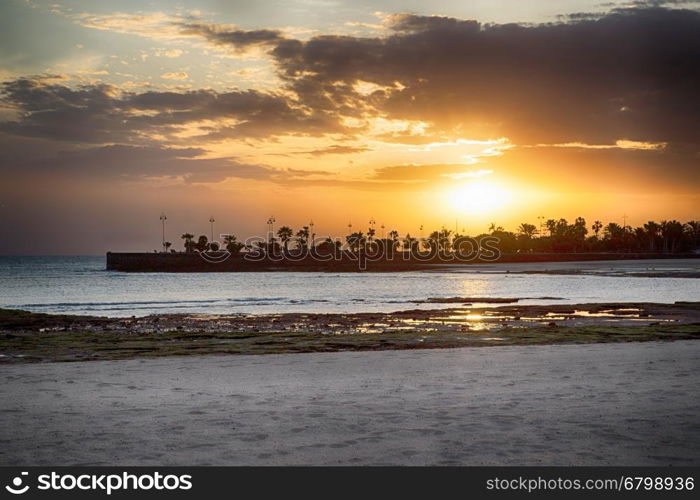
[643, 221, 660, 252]
[164, 241, 172, 252]
[517, 223, 537, 252]
[195, 235, 208, 252]
[403, 234, 418, 253]
[181, 233, 195, 252]
[591, 221, 603, 239]
[518, 223, 537, 239]
[364, 226, 376, 252]
[545, 219, 557, 237]
[223, 234, 244, 255]
[685, 220, 700, 251]
[367, 226, 376, 241]
[346, 231, 366, 252]
[296, 226, 310, 249]
[316, 237, 340, 255]
[425, 229, 453, 252]
[660, 220, 684, 253]
[439, 228, 452, 252]
[276, 226, 293, 252]
[571, 217, 588, 251]
[603, 223, 627, 251]
[488, 222, 504, 234]
[426, 230, 440, 251]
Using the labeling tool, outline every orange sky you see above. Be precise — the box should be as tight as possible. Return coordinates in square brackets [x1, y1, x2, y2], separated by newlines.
[0, 1, 698, 253]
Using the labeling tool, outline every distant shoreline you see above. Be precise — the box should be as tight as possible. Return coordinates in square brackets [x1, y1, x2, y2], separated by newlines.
[106, 251, 700, 272]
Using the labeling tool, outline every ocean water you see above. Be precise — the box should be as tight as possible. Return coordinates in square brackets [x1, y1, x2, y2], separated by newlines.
[0, 256, 698, 317]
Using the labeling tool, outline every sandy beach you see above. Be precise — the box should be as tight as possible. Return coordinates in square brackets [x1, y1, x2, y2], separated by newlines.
[1, 340, 698, 466]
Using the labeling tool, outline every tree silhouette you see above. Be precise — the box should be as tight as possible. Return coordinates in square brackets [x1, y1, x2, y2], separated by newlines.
[276, 226, 293, 252]
[172, 217, 699, 259]
[518, 223, 537, 238]
[296, 226, 310, 249]
[223, 234, 245, 255]
[181, 233, 195, 252]
[643, 221, 661, 252]
[195, 235, 208, 252]
[346, 231, 366, 252]
[545, 219, 557, 237]
[661, 220, 684, 253]
[403, 234, 419, 253]
[517, 223, 537, 252]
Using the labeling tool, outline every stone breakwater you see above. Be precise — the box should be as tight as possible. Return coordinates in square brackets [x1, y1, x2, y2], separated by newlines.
[106, 251, 699, 272]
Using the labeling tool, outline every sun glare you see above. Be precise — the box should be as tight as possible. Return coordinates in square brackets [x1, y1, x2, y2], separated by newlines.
[449, 181, 512, 215]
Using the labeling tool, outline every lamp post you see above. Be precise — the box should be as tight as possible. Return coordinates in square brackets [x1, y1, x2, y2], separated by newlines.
[309, 220, 315, 248]
[159, 212, 167, 252]
[267, 216, 276, 239]
[209, 216, 215, 243]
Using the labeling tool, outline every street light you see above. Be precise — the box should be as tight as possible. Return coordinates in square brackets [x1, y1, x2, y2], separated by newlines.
[267, 216, 276, 238]
[309, 219, 315, 247]
[209, 216, 215, 242]
[159, 212, 167, 252]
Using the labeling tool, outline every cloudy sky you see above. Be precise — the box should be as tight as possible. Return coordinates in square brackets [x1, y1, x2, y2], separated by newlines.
[1, 0, 699, 253]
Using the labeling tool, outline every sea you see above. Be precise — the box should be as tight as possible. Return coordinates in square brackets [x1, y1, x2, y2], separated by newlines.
[0, 256, 698, 317]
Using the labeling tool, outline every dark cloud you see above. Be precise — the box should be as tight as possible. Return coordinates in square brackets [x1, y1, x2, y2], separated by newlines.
[2, 6, 699, 188]
[0, 77, 128, 143]
[630, 0, 700, 7]
[386, 13, 480, 33]
[178, 22, 285, 51]
[561, 2, 700, 24]
[8, 7, 698, 150]
[270, 7, 700, 149]
[8, 145, 271, 183]
[2, 144, 341, 184]
[0, 77, 345, 144]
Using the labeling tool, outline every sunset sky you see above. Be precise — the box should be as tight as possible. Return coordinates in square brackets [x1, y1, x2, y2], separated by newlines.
[1, 0, 699, 254]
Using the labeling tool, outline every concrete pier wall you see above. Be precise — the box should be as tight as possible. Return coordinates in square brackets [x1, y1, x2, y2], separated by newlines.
[105, 251, 698, 272]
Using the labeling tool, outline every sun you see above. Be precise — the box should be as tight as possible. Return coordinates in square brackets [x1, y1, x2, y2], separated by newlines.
[448, 180, 512, 215]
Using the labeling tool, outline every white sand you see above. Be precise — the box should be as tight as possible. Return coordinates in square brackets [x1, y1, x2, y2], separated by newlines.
[1, 341, 699, 465]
